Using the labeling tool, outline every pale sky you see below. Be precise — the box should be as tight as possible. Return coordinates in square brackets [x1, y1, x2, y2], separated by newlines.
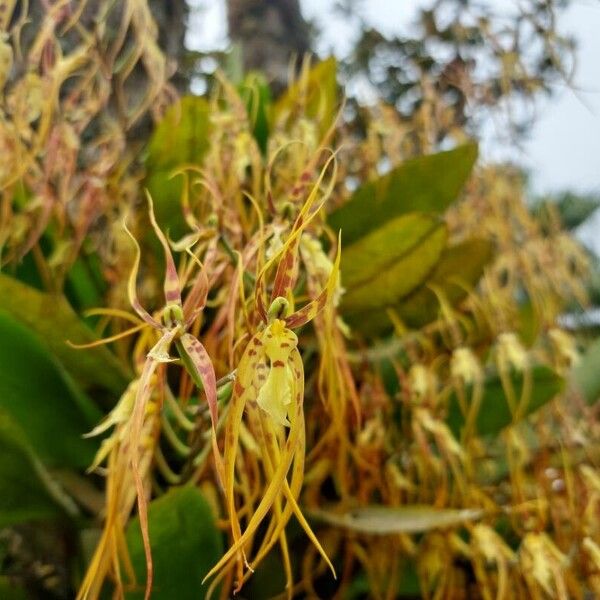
[187, 0, 600, 198]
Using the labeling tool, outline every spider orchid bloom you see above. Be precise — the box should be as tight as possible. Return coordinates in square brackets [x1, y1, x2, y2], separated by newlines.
[77, 193, 221, 600]
[204, 158, 340, 594]
[76, 380, 159, 600]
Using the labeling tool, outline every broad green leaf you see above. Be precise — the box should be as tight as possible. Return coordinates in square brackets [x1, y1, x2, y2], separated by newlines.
[571, 336, 600, 405]
[340, 214, 447, 314]
[0, 409, 74, 527]
[145, 96, 212, 235]
[397, 238, 493, 326]
[328, 144, 478, 246]
[0, 311, 101, 468]
[274, 57, 337, 135]
[64, 252, 106, 311]
[345, 565, 421, 599]
[144, 171, 187, 239]
[245, 552, 288, 599]
[126, 486, 222, 600]
[239, 72, 272, 153]
[146, 96, 211, 172]
[447, 366, 564, 438]
[309, 505, 483, 535]
[0, 273, 130, 393]
[348, 237, 493, 334]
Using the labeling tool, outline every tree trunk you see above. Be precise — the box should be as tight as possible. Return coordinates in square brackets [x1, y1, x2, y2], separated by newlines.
[226, 0, 311, 92]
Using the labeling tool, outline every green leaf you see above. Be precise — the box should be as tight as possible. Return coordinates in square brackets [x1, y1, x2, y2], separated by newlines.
[309, 505, 483, 535]
[340, 214, 447, 314]
[239, 72, 272, 153]
[397, 238, 493, 326]
[126, 486, 222, 600]
[446, 366, 564, 438]
[571, 337, 600, 405]
[328, 144, 478, 246]
[274, 57, 337, 135]
[348, 237, 493, 334]
[345, 565, 421, 599]
[145, 96, 212, 235]
[64, 251, 106, 312]
[0, 409, 74, 527]
[146, 96, 211, 172]
[533, 191, 600, 231]
[0, 310, 101, 469]
[0, 273, 130, 393]
[144, 171, 187, 240]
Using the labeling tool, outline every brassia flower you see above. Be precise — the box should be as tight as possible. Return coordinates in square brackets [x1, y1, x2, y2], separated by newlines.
[75, 193, 221, 600]
[203, 156, 340, 594]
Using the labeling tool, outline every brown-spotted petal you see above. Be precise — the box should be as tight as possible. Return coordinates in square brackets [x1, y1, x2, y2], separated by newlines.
[178, 333, 224, 481]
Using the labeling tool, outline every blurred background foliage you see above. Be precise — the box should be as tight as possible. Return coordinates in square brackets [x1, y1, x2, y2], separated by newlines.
[0, 1, 599, 599]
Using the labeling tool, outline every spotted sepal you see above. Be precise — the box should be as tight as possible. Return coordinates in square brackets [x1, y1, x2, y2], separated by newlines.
[178, 333, 224, 481]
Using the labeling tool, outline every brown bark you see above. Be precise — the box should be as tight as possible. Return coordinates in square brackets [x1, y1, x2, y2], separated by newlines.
[226, 0, 311, 91]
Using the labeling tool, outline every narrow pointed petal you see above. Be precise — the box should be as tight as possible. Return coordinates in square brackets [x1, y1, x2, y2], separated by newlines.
[146, 190, 182, 307]
[236, 411, 307, 588]
[255, 153, 338, 314]
[129, 355, 159, 600]
[285, 232, 341, 329]
[204, 333, 267, 583]
[203, 349, 303, 584]
[182, 254, 209, 326]
[128, 329, 178, 600]
[123, 220, 161, 327]
[84, 380, 137, 438]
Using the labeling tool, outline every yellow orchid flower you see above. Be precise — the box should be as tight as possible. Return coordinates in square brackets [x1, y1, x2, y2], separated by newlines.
[76, 193, 221, 600]
[204, 157, 340, 594]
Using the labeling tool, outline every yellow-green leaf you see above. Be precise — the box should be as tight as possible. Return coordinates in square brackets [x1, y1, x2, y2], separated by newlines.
[0, 310, 101, 468]
[341, 214, 447, 314]
[145, 96, 212, 235]
[329, 144, 478, 246]
[348, 237, 493, 334]
[0, 274, 130, 392]
[146, 96, 211, 172]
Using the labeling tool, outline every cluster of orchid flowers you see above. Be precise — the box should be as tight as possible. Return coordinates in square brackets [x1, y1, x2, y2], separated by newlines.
[78, 152, 341, 598]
